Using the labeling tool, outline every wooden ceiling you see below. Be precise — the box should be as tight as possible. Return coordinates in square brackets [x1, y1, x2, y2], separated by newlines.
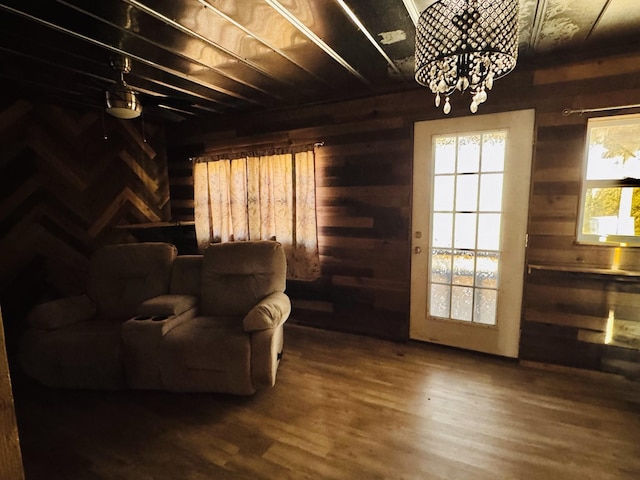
[0, 0, 638, 123]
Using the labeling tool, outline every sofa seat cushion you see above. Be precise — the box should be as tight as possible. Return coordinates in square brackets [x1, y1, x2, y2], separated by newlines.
[19, 320, 125, 390]
[159, 316, 254, 394]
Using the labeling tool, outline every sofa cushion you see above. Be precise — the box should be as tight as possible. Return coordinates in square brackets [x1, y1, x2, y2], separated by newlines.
[169, 255, 202, 296]
[136, 294, 198, 316]
[89, 243, 177, 320]
[27, 295, 97, 330]
[160, 316, 254, 394]
[200, 241, 286, 316]
[19, 320, 125, 390]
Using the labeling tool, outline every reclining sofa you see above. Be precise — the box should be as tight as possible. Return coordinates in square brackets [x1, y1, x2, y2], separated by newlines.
[19, 241, 291, 395]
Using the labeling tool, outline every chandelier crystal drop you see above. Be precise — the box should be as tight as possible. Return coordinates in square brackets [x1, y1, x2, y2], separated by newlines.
[415, 0, 519, 114]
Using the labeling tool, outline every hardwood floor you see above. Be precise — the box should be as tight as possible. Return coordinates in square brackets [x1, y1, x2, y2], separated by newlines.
[12, 325, 640, 480]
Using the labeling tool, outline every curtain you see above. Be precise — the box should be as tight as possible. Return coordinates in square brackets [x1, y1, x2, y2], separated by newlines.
[194, 148, 320, 280]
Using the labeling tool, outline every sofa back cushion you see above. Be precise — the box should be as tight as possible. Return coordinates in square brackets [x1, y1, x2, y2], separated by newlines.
[200, 241, 286, 316]
[89, 243, 177, 320]
[170, 255, 203, 296]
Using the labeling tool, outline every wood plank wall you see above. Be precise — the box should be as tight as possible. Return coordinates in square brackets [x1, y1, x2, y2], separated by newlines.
[167, 49, 640, 375]
[0, 99, 171, 350]
[168, 114, 414, 340]
[523, 52, 640, 377]
[0, 307, 24, 480]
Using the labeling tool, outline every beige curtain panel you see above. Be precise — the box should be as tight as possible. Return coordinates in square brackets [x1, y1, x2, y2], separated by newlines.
[194, 148, 320, 281]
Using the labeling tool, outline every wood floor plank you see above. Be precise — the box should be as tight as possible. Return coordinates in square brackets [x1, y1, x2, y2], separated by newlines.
[12, 325, 640, 480]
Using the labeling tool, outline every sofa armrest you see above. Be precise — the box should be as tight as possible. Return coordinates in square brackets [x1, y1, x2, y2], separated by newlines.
[243, 292, 291, 332]
[250, 324, 285, 389]
[26, 295, 97, 330]
[136, 294, 199, 317]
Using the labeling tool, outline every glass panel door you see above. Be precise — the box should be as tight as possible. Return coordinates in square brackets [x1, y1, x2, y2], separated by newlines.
[430, 131, 505, 325]
[410, 110, 535, 357]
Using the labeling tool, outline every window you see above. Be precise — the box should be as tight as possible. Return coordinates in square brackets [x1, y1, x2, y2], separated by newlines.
[429, 131, 506, 325]
[193, 147, 320, 280]
[578, 114, 640, 246]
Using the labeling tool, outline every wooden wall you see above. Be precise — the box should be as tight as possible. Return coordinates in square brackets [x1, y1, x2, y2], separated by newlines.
[0, 99, 171, 350]
[523, 54, 640, 377]
[168, 49, 640, 375]
[167, 102, 418, 340]
[1, 52, 636, 377]
[0, 307, 24, 480]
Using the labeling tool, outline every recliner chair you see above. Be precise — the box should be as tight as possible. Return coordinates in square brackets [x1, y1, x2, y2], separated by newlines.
[156, 241, 291, 395]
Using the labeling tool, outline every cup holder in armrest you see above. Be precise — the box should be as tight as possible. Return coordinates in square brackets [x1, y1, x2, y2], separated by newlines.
[133, 315, 169, 321]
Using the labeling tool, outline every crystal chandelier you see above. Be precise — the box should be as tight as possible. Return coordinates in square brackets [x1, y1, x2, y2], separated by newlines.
[415, 0, 519, 114]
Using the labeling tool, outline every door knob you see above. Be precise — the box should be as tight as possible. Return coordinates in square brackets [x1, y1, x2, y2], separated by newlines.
[414, 246, 422, 254]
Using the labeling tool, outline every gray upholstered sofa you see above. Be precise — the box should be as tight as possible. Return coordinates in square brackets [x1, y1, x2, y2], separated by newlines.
[19, 241, 290, 395]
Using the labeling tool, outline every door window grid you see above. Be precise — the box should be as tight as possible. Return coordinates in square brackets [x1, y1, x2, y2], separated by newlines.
[429, 131, 506, 325]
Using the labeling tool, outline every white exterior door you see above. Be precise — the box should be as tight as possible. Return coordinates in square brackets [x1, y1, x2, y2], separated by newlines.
[410, 110, 535, 357]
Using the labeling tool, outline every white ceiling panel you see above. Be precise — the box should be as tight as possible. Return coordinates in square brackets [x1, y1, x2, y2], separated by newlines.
[589, 0, 640, 42]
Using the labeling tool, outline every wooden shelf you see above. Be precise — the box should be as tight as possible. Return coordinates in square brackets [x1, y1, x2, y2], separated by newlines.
[113, 221, 198, 254]
[114, 221, 195, 230]
[528, 263, 640, 279]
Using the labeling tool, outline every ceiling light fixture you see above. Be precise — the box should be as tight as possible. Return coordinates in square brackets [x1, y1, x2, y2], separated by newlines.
[105, 56, 142, 119]
[415, 0, 519, 114]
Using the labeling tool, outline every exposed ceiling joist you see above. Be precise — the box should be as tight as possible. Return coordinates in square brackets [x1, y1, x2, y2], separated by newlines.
[0, 0, 637, 123]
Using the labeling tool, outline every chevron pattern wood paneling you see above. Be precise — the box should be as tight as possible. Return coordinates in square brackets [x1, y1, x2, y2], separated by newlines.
[0, 99, 170, 328]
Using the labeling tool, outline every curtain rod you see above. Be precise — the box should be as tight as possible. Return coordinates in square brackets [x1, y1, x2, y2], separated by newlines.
[562, 103, 640, 116]
[190, 142, 323, 162]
